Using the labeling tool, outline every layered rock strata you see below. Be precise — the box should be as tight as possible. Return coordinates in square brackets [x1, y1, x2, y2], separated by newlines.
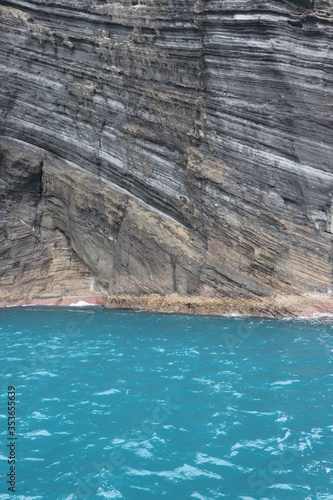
[0, 0, 333, 302]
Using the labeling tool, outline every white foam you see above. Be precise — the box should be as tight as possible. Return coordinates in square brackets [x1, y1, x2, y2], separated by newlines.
[94, 389, 121, 396]
[69, 301, 96, 307]
[35, 370, 59, 378]
[311, 312, 333, 318]
[310, 427, 323, 440]
[191, 493, 209, 500]
[161, 464, 222, 480]
[299, 437, 312, 451]
[97, 487, 123, 499]
[269, 483, 310, 491]
[111, 438, 125, 445]
[277, 429, 291, 443]
[271, 380, 299, 386]
[26, 430, 52, 438]
[126, 464, 221, 480]
[297, 312, 333, 320]
[196, 452, 234, 467]
[268, 484, 294, 490]
[31, 412, 48, 420]
[135, 448, 153, 459]
[193, 377, 215, 385]
[276, 415, 288, 423]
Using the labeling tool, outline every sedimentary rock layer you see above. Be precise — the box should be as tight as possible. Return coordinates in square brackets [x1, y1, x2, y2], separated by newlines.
[0, 0, 333, 301]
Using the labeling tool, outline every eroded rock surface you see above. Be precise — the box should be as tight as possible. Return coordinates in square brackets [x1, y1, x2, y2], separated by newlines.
[1, 0, 333, 301]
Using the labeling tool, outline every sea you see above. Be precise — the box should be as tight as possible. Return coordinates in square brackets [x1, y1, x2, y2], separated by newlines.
[0, 307, 332, 499]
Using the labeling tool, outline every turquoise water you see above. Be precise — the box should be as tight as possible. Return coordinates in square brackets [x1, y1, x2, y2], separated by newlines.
[0, 307, 333, 499]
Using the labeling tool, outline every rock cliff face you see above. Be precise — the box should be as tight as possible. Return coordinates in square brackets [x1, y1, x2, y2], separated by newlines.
[1, 0, 333, 302]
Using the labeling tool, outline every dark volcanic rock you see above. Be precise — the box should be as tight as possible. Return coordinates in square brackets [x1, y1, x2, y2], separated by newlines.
[0, 0, 333, 301]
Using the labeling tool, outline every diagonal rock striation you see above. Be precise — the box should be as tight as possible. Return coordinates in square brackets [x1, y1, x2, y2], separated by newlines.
[0, 0, 333, 303]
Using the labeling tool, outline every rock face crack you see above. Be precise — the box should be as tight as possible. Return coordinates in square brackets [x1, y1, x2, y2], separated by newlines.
[0, 0, 333, 301]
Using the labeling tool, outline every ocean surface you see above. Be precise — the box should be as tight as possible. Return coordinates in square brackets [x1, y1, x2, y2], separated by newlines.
[0, 307, 333, 499]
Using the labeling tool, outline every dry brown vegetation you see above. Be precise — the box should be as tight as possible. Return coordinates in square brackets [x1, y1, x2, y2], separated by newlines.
[106, 292, 333, 318]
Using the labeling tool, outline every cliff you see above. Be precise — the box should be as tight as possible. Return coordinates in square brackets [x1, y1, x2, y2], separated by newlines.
[1, 0, 333, 304]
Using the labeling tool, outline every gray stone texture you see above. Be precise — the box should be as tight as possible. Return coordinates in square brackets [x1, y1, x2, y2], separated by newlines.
[0, 0, 333, 300]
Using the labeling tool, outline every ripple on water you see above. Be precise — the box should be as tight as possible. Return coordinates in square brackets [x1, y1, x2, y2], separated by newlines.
[126, 464, 222, 480]
[96, 487, 123, 498]
[94, 389, 121, 395]
[31, 412, 48, 420]
[25, 430, 52, 439]
[271, 380, 300, 386]
[195, 452, 234, 468]
[1, 308, 333, 498]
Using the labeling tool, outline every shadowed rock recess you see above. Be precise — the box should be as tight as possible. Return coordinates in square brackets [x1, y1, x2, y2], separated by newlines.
[0, 0, 333, 303]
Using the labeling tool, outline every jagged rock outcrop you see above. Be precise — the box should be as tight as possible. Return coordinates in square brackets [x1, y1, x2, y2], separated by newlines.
[0, 0, 333, 302]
